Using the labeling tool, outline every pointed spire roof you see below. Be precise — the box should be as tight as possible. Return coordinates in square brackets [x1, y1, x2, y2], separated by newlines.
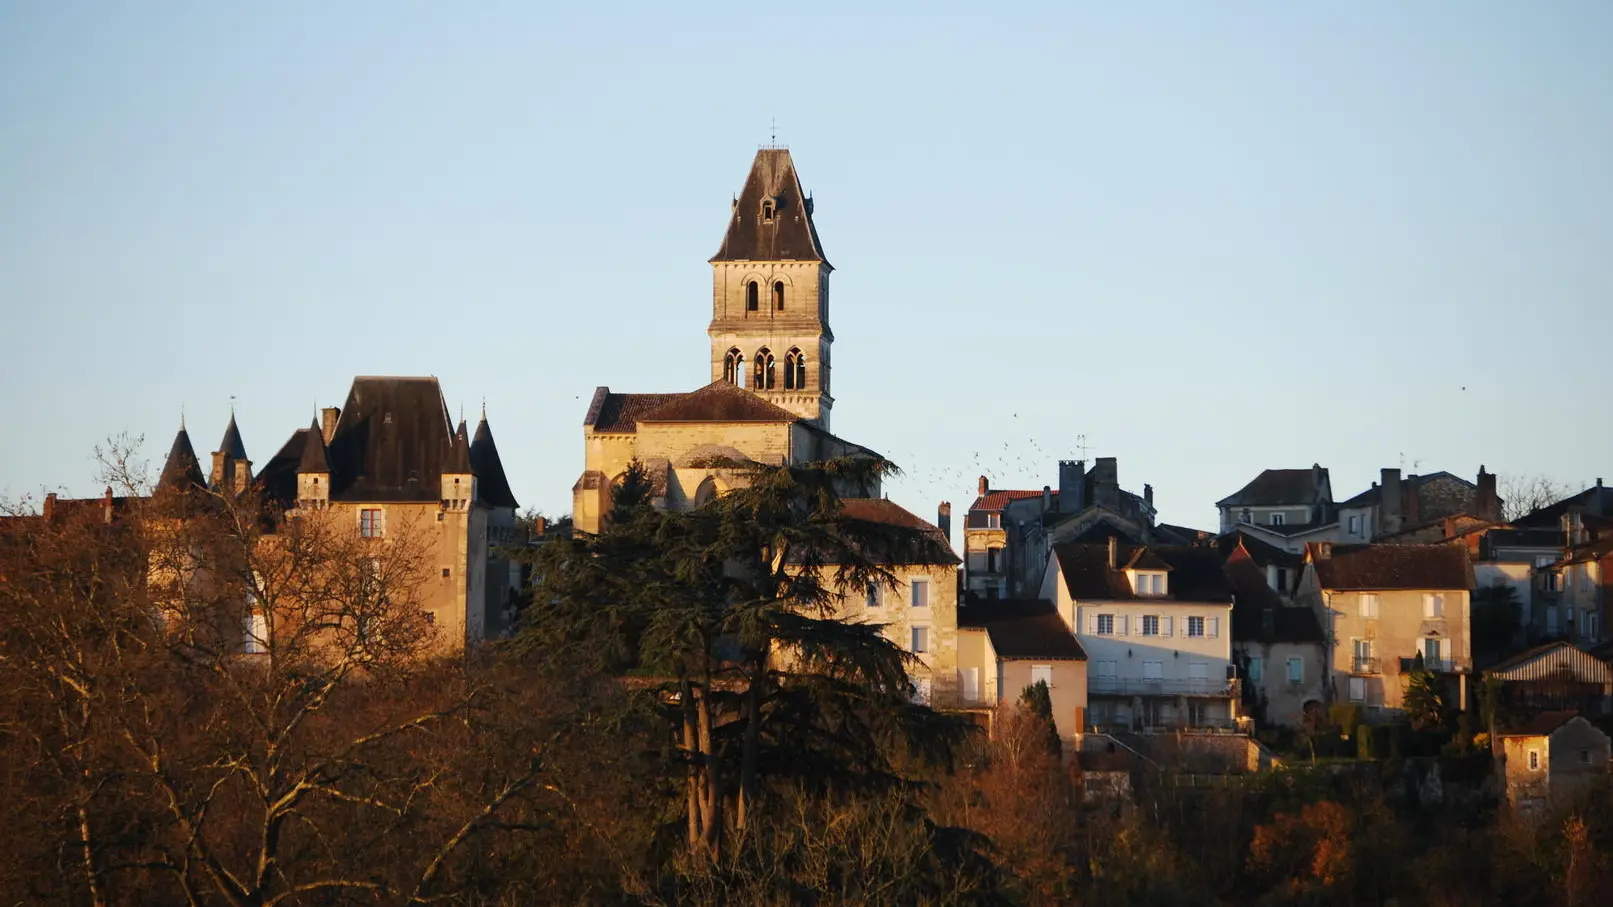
[217, 414, 248, 460]
[469, 414, 518, 509]
[156, 425, 207, 492]
[710, 148, 829, 266]
[297, 418, 330, 474]
[446, 419, 473, 475]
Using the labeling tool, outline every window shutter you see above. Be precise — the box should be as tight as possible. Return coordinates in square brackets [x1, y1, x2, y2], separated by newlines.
[1422, 594, 1433, 618]
[1117, 615, 1128, 636]
[1087, 612, 1097, 634]
[1206, 617, 1219, 638]
[1161, 616, 1173, 637]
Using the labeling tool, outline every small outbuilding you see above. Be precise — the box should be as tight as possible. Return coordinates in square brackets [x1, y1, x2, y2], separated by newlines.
[1497, 711, 1610, 817]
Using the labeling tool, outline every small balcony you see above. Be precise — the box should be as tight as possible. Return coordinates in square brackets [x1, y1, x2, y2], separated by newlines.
[1397, 656, 1471, 674]
[1351, 656, 1381, 674]
[1089, 677, 1236, 697]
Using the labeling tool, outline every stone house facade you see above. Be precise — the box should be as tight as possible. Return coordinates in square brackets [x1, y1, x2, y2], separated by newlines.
[1223, 541, 1328, 729]
[1498, 712, 1611, 818]
[958, 599, 1090, 746]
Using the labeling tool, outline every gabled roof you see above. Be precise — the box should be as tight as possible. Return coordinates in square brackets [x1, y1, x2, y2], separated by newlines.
[1216, 531, 1303, 569]
[1513, 483, 1613, 528]
[836, 498, 959, 565]
[1216, 467, 1328, 508]
[1155, 523, 1212, 546]
[1225, 547, 1326, 644]
[217, 415, 248, 460]
[710, 148, 829, 265]
[469, 416, 519, 510]
[326, 377, 457, 503]
[968, 489, 1045, 513]
[1338, 471, 1477, 509]
[448, 420, 473, 474]
[639, 382, 800, 424]
[156, 426, 207, 493]
[1486, 641, 1613, 682]
[1307, 543, 1475, 591]
[1124, 547, 1173, 571]
[584, 382, 800, 434]
[256, 427, 316, 509]
[1497, 710, 1583, 738]
[1054, 543, 1232, 603]
[958, 599, 1086, 661]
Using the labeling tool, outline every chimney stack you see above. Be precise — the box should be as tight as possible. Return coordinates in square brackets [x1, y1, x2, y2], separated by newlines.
[1404, 475, 1422, 527]
[937, 502, 952, 539]
[978, 475, 989, 496]
[321, 407, 341, 445]
[534, 516, 547, 537]
[1042, 485, 1051, 513]
[1380, 468, 1402, 535]
[211, 451, 228, 489]
[43, 492, 56, 522]
[1058, 460, 1086, 515]
[1107, 535, 1118, 570]
[103, 486, 114, 523]
[1476, 466, 1499, 522]
[1144, 483, 1154, 508]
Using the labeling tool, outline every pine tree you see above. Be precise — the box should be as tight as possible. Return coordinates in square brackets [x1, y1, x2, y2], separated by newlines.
[1018, 680, 1062, 756]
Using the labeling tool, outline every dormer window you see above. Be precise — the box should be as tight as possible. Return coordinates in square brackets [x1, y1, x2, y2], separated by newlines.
[761, 196, 777, 221]
[1129, 570, 1167, 596]
[1270, 512, 1286, 527]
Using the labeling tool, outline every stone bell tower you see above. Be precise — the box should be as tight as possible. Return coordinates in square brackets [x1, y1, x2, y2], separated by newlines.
[708, 147, 834, 429]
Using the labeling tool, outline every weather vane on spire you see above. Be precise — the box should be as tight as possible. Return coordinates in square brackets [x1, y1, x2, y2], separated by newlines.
[770, 116, 777, 147]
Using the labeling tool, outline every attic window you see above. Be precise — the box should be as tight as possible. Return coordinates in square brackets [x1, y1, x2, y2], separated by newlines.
[1132, 571, 1167, 596]
[761, 197, 776, 221]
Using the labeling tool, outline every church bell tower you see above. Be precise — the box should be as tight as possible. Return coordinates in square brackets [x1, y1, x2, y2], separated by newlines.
[708, 148, 834, 429]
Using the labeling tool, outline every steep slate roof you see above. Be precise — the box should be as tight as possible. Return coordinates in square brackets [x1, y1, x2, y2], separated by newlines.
[836, 498, 959, 565]
[1216, 467, 1328, 507]
[1337, 471, 1477, 509]
[1497, 710, 1581, 738]
[217, 415, 248, 459]
[1225, 547, 1326, 644]
[958, 599, 1087, 661]
[1054, 543, 1233, 603]
[255, 427, 317, 509]
[156, 426, 207, 493]
[1155, 523, 1212, 546]
[1514, 483, 1613, 528]
[297, 419, 330, 474]
[710, 148, 829, 265]
[968, 489, 1045, 513]
[1307, 543, 1475, 591]
[469, 416, 519, 509]
[326, 377, 457, 503]
[1216, 531, 1303, 568]
[448, 421, 473, 474]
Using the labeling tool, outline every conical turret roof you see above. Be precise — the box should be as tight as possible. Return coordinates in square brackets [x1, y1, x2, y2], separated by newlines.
[156, 425, 207, 492]
[447, 420, 473, 475]
[217, 414, 248, 460]
[469, 414, 518, 509]
[297, 418, 330, 474]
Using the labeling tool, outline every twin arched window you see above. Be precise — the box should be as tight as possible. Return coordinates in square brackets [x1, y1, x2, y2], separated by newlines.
[723, 348, 744, 386]
[784, 348, 807, 390]
[754, 348, 776, 390]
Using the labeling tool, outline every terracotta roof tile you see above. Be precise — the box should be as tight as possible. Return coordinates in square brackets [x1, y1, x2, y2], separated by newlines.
[836, 498, 959, 565]
[968, 489, 1046, 513]
[1308, 543, 1475, 591]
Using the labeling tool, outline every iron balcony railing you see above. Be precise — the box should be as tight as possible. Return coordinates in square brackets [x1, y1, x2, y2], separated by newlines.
[1351, 656, 1381, 674]
[1397, 656, 1471, 674]
[1088, 677, 1236, 696]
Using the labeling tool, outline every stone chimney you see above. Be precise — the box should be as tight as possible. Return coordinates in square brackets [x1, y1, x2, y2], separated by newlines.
[1404, 474, 1422, 527]
[102, 486, 114, 523]
[1042, 485, 1051, 513]
[1107, 535, 1118, 570]
[211, 451, 228, 488]
[937, 502, 952, 538]
[534, 516, 547, 537]
[321, 407, 341, 445]
[978, 475, 989, 496]
[1058, 460, 1086, 514]
[1380, 468, 1402, 535]
[1092, 457, 1120, 510]
[1476, 466, 1499, 521]
[1144, 483, 1154, 509]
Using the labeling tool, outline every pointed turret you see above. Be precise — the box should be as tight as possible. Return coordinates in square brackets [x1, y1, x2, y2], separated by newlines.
[156, 424, 207, 493]
[296, 418, 330, 507]
[470, 413, 519, 510]
[210, 414, 253, 494]
[441, 420, 475, 509]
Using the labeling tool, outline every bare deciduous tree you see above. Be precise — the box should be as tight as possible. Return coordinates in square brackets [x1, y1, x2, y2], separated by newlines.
[1500, 474, 1574, 522]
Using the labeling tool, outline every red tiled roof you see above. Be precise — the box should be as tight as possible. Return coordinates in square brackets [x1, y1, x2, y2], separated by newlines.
[1307, 543, 1475, 591]
[835, 498, 959, 565]
[958, 599, 1086, 661]
[585, 382, 800, 433]
[968, 489, 1045, 513]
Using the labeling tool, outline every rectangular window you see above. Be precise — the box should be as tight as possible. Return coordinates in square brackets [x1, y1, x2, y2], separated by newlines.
[865, 584, 880, 609]
[1270, 512, 1286, 526]
[1275, 567, 1289, 592]
[960, 667, 980, 701]
[1349, 676, 1366, 701]
[911, 579, 929, 608]
[1095, 660, 1117, 678]
[1096, 613, 1115, 635]
[1529, 750, 1540, 771]
[1142, 661, 1163, 681]
[1581, 750, 1593, 765]
[1247, 656, 1263, 683]
[1188, 662, 1208, 681]
[1422, 638, 1444, 668]
[1187, 616, 1205, 637]
[359, 508, 384, 538]
[1287, 656, 1303, 684]
[986, 513, 1000, 529]
[1423, 593, 1444, 618]
[1031, 664, 1053, 688]
[986, 548, 999, 573]
[911, 626, 929, 654]
[244, 609, 267, 655]
[1348, 514, 1360, 535]
[1141, 615, 1160, 636]
[1359, 593, 1379, 618]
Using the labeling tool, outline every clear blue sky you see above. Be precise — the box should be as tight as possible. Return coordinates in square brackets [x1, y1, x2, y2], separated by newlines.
[3, 2, 1609, 537]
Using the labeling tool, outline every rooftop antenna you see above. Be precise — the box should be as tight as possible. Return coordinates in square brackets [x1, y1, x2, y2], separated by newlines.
[1076, 434, 1092, 460]
[770, 116, 776, 147]
[481, 396, 487, 420]
[229, 394, 235, 415]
